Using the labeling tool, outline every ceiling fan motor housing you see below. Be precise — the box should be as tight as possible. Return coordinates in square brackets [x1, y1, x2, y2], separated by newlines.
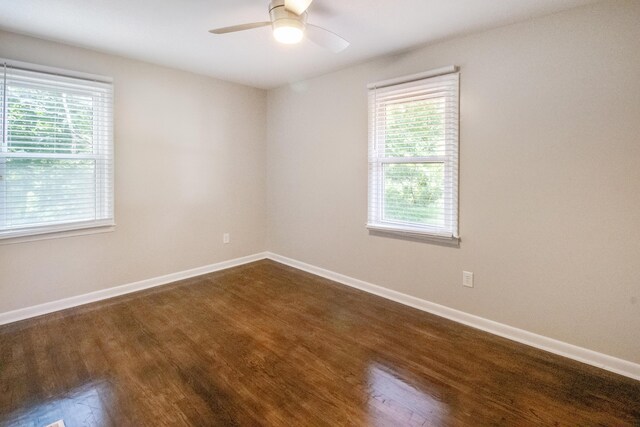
[269, 0, 307, 33]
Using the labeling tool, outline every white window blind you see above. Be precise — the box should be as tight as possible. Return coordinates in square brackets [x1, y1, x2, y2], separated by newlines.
[0, 61, 114, 239]
[367, 69, 459, 241]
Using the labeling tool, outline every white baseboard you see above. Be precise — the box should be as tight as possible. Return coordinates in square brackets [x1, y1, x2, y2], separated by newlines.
[266, 252, 640, 381]
[0, 252, 269, 326]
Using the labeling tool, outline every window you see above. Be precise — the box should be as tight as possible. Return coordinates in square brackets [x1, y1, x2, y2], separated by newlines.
[367, 67, 459, 243]
[0, 60, 113, 240]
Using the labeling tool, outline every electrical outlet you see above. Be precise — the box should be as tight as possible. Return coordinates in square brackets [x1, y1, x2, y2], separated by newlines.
[463, 271, 474, 288]
[223, 233, 230, 244]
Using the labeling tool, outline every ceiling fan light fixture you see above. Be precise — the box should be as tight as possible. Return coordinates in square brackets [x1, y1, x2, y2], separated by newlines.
[272, 19, 304, 44]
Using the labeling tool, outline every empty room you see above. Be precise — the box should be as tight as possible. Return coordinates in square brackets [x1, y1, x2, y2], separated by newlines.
[0, 0, 639, 425]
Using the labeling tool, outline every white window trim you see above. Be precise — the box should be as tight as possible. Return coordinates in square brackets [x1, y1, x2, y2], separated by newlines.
[367, 66, 460, 245]
[0, 58, 115, 242]
[0, 222, 115, 245]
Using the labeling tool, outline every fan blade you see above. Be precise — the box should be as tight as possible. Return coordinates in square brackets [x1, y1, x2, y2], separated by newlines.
[284, 0, 313, 15]
[209, 22, 270, 34]
[306, 24, 349, 53]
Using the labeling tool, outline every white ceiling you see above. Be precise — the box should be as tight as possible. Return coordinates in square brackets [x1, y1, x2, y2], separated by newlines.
[0, 0, 597, 89]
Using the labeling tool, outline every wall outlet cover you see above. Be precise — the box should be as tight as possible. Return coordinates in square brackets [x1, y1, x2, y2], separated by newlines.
[463, 271, 474, 288]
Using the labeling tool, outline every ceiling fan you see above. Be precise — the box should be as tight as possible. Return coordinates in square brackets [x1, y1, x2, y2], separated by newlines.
[209, 0, 349, 53]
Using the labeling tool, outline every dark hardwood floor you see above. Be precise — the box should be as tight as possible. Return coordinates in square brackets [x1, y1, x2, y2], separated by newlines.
[1, 260, 639, 426]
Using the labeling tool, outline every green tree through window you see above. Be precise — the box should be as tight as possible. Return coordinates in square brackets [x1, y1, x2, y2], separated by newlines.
[5, 85, 96, 226]
[382, 99, 445, 226]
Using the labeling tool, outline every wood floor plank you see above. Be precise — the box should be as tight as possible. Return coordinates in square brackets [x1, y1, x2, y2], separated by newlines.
[1, 260, 638, 426]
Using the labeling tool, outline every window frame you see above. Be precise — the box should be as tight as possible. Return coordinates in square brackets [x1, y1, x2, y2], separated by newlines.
[0, 58, 114, 242]
[367, 67, 460, 245]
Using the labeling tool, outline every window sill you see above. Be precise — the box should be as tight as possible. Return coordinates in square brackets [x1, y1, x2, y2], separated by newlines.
[366, 224, 460, 247]
[0, 222, 115, 245]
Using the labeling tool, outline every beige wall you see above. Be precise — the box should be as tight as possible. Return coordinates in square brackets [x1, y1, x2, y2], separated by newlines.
[0, 31, 267, 313]
[266, 0, 640, 363]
